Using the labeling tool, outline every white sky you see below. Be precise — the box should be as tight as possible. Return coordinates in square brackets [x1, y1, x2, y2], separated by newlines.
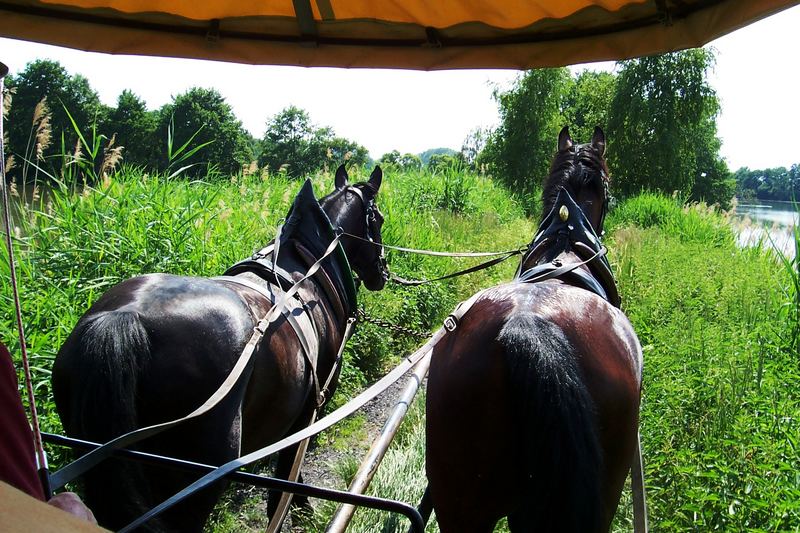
[1, 4, 799, 170]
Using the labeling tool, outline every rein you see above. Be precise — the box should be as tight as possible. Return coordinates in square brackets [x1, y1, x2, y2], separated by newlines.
[341, 231, 526, 286]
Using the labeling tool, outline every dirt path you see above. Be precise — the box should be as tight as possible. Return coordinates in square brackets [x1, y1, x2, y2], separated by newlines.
[224, 377, 417, 532]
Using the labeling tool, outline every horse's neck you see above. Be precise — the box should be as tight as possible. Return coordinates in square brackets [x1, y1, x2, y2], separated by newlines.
[274, 241, 351, 359]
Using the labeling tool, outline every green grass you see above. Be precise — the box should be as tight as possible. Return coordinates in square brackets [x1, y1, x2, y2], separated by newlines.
[2, 173, 798, 531]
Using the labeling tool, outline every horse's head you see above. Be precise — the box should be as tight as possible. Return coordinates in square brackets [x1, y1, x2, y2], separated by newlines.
[542, 126, 610, 235]
[320, 165, 388, 291]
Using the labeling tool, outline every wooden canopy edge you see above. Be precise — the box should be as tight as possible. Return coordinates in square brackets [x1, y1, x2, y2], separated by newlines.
[0, 0, 798, 69]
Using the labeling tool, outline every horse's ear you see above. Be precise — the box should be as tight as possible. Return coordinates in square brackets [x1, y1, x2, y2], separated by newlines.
[335, 164, 348, 190]
[591, 126, 606, 156]
[368, 166, 383, 192]
[558, 126, 573, 152]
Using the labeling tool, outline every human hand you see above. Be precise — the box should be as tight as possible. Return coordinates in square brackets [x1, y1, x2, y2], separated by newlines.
[47, 492, 98, 524]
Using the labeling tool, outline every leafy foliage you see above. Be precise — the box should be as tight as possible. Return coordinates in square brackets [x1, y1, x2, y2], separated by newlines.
[607, 49, 734, 207]
[480, 68, 571, 203]
[5, 59, 106, 180]
[734, 165, 800, 201]
[105, 90, 159, 169]
[419, 147, 457, 165]
[157, 87, 252, 176]
[258, 105, 370, 177]
[460, 126, 487, 170]
[378, 150, 423, 171]
[562, 70, 616, 145]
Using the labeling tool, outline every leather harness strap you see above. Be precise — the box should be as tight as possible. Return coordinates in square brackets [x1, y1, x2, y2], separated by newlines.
[212, 274, 321, 404]
[264, 409, 317, 533]
[294, 242, 348, 322]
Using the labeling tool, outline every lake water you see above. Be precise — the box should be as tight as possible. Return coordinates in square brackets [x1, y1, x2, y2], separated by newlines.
[733, 200, 798, 258]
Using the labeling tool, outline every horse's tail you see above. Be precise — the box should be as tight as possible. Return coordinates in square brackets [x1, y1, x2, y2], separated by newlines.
[57, 310, 158, 530]
[498, 312, 602, 532]
[71, 311, 149, 437]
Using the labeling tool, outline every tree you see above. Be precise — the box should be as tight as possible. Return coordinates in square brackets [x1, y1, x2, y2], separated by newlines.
[480, 68, 572, 200]
[461, 127, 487, 170]
[258, 106, 367, 178]
[158, 87, 251, 176]
[105, 90, 159, 169]
[420, 147, 457, 165]
[562, 71, 616, 146]
[607, 49, 732, 206]
[733, 165, 799, 201]
[5, 60, 104, 180]
[378, 150, 421, 171]
[259, 106, 317, 177]
[427, 153, 460, 171]
[325, 136, 371, 168]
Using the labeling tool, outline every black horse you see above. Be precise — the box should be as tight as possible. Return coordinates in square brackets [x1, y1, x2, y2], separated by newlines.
[426, 127, 642, 532]
[52, 166, 388, 531]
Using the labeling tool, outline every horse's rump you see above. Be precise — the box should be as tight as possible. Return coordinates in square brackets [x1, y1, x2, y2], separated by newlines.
[497, 298, 602, 531]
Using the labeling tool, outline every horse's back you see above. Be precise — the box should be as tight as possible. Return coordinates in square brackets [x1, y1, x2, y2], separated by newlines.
[427, 281, 641, 533]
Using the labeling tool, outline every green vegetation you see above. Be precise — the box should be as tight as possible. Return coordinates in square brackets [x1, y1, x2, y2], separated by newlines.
[258, 105, 370, 178]
[2, 60, 369, 181]
[735, 165, 800, 202]
[2, 49, 797, 532]
[481, 50, 734, 208]
[608, 49, 733, 206]
[4, 49, 746, 209]
[2, 166, 798, 531]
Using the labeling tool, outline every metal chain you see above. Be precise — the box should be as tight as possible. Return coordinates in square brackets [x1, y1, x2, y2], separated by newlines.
[357, 307, 430, 340]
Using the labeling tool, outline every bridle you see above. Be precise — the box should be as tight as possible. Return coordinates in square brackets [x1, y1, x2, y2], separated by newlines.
[345, 184, 387, 277]
[570, 142, 611, 237]
[516, 148, 620, 307]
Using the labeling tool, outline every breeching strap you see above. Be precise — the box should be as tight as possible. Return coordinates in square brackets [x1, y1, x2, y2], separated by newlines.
[0, 61, 51, 499]
[265, 317, 356, 533]
[49, 229, 344, 491]
[120, 289, 487, 532]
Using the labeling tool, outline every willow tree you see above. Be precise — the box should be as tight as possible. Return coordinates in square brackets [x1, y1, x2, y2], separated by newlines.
[607, 49, 733, 206]
[480, 68, 571, 205]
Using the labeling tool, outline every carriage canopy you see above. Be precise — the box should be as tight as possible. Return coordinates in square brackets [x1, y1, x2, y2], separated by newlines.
[1, 0, 798, 69]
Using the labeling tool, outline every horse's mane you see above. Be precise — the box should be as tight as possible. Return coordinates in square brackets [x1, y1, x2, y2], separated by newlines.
[540, 144, 609, 223]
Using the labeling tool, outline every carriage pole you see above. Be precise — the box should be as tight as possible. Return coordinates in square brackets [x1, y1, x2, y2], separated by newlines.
[325, 349, 433, 533]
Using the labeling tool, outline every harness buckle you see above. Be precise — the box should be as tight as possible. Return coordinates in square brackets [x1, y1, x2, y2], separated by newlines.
[443, 315, 458, 332]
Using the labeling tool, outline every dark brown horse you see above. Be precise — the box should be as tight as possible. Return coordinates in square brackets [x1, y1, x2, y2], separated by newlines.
[426, 127, 642, 532]
[52, 166, 388, 532]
